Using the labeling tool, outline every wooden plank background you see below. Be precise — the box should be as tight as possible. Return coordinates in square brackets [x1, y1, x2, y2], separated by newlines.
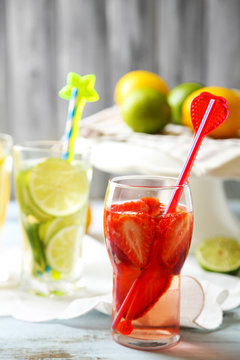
[0, 0, 240, 197]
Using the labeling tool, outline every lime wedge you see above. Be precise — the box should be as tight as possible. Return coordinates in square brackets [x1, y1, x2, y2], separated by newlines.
[29, 158, 89, 217]
[195, 237, 240, 273]
[46, 225, 81, 273]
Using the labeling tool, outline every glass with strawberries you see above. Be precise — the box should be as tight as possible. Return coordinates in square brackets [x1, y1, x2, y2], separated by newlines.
[104, 175, 193, 350]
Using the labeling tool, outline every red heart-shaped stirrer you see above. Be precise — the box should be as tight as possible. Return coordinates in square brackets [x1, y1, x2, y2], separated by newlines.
[112, 92, 229, 335]
[191, 91, 229, 136]
[165, 91, 229, 213]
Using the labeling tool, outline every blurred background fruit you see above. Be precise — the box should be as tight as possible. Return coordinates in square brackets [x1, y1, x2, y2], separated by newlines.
[182, 86, 240, 138]
[121, 87, 171, 134]
[114, 70, 170, 105]
[167, 82, 203, 124]
[115, 71, 240, 139]
[85, 205, 91, 233]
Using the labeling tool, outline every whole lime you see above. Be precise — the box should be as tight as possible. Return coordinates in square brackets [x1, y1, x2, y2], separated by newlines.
[167, 82, 203, 124]
[121, 88, 171, 134]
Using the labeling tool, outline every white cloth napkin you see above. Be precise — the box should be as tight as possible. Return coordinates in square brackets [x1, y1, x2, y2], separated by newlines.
[79, 106, 240, 178]
[0, 235, 239, 329]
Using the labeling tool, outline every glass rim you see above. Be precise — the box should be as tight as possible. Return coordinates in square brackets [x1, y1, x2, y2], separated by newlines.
[13, 138, 91, 154]
[0, 133, 13, 143]
[109, 175, 190, 190]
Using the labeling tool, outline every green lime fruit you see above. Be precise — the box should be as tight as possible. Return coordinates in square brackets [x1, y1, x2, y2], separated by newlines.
[29, 158, 89, 217]
[195, 237, 240, 274]
[46, 225, 81, 273]
[121, 87, 171, 134]
[167, 82, 203, 124]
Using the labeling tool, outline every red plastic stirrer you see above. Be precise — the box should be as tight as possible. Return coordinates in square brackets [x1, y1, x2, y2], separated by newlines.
[165, 91, 229, 214]
[112, 92, 229, 334]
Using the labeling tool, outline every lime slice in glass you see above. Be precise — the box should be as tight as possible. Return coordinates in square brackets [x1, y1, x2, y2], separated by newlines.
[29, 158, 89, 217]
[195, 237, 240, 273]
[39, 211, 85, 246]
[46, 225, 81, 273]
[16, 170, 51, 222]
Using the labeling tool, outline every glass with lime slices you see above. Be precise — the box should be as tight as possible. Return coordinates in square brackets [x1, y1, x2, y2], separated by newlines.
[13, 139, 92, 295]
[0, 133, 12, 243]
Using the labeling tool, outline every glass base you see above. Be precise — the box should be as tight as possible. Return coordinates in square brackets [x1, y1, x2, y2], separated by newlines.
[20, 258, 85, 296]
[112, 331, 180, 351]
[20, 274, 86, 297]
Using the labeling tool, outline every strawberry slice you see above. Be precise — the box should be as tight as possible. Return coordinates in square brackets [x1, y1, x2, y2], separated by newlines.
[108, 239, 134, 268]
[113, 262, 141, 313]
[114, 263, 173, 334]
[159, 212, 193, 274]
[110, 197, 166, 217]
[127, 264, 173, 319]
[110, 199, 149, 215]
[104, 209, 134, 268]
[107, 211, 155, 268]
[141, 197, 165, 217]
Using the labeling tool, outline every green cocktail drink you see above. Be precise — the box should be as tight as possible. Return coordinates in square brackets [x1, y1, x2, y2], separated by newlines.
[14, 140, 92, 295]
[14, 72, 99, 295]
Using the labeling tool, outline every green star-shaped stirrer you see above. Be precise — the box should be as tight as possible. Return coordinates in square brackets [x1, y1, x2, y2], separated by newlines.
[59, 72, 99, 104]
[59, 72, 99, 162]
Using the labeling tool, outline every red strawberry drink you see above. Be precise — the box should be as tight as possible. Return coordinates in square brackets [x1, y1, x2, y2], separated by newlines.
[104, 176, 193, 350]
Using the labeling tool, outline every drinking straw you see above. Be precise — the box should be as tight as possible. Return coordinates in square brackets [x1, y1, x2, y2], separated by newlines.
[164, 98, 215, 214]
[112, 92, 229, 333]
[165, 92, 229, 214]
[59, 72, 99, 162]
[62, 87, 79, 161]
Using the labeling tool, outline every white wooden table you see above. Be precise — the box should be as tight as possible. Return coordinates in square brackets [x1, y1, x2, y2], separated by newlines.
[0, 307, 239, 360]
[0, 201, 239, 360]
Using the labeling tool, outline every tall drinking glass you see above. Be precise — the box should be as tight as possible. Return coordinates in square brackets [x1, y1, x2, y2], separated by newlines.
[13, 139, 92, 295]
[104, 175, 193, 350]
[0, 133, 12, 240]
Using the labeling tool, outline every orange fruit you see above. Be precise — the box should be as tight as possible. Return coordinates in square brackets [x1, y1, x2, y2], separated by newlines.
[114, 70, 169, 105]
[182, 86, 240, 138]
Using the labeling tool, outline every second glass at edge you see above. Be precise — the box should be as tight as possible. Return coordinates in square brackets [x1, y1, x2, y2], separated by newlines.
[0, 133, 13, 283]
[104, 175, 193, 350]
[13, 139, 92, 296]
[0, 134, 12, 240]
